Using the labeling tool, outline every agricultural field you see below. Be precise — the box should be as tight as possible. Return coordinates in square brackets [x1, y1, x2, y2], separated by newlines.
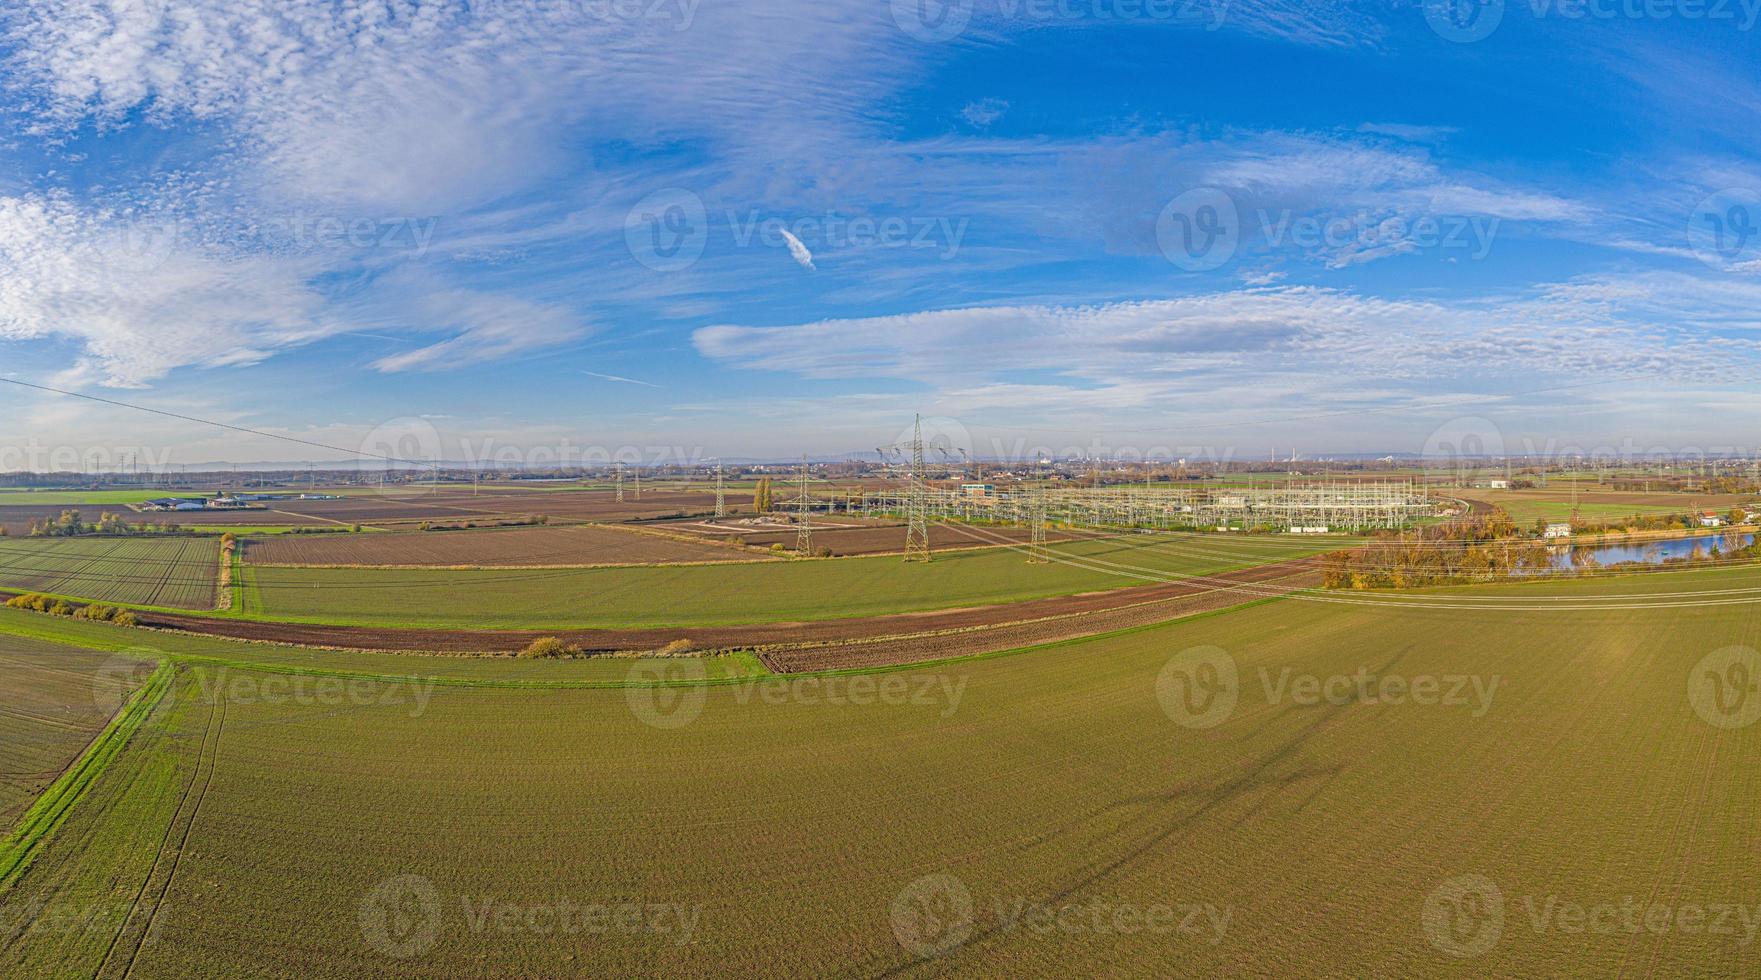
[3, 566, 1758, 975]
[0, 538, 221, 609]
[243, 524, 757, 567]
[1455, 488, 1753, 526]
[232, 533, 1351, 630]
[0, 640, 154, 827]
[666, 516, 1081, 556]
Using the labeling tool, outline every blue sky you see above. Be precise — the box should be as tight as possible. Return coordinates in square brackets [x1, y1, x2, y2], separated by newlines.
[2, 0, 1761, 468]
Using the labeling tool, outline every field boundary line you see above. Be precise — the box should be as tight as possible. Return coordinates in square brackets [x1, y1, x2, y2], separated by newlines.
[0, 662, 172, 888]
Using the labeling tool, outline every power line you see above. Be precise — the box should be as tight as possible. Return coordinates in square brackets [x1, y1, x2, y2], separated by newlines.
[0, 377, 437, 470]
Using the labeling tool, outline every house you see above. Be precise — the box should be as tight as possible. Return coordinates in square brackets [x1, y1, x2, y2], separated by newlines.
[1542, 522, 1572, 539]
[1475, 479, 1510, 490]
[1699, 511, 1728, 528]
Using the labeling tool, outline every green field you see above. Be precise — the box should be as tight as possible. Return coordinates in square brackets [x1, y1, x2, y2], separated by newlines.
[0, 537, 220, 609]
[233, 534, 1350, 629]
[2, 565, 1758, 975]
[0, 642, 153, 828]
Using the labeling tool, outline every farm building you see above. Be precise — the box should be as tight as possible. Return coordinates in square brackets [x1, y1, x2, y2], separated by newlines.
[141, 497, 207, 512]
[1542, 522, 1572, 539]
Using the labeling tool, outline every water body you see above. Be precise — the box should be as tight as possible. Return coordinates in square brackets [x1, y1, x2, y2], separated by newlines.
[1551, 532, 1756, 570]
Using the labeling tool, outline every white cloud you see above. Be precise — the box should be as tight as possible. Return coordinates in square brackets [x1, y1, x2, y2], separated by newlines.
[0, 194, 333, 387]
[777, 228, 816, 270]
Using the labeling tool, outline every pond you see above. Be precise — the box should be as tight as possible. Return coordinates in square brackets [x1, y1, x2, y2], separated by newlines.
[1551, 531, 1756, 570]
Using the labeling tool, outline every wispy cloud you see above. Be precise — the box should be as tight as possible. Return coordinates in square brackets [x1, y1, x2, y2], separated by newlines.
[584, 370, 661, 388]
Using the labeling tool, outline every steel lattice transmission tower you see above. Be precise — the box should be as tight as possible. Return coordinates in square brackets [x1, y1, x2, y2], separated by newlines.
[713, 462, 726, 520]
[795, 455, 815, 555]
[632, 465, 641, 500]
[1027, 500, 1049, 565]
[903, 414, 932, 563]
[615, 464, 625, 502]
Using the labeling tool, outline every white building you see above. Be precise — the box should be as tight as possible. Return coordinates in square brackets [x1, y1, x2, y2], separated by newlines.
[1542, 522, 1572, 539]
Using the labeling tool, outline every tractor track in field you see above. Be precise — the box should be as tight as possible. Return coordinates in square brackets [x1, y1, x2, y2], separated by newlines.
[118, 557, 1323, 660]
[99, 690, 226, 980]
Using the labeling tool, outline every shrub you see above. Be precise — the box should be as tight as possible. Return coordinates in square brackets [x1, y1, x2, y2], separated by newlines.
[75, 602, 116, 621]
[659, 638, 695, 656]
[769, 543, 787, 553]
[518, 636, 583, 659]
[48, 601, 73, 617]
[113, 610, 140, 627]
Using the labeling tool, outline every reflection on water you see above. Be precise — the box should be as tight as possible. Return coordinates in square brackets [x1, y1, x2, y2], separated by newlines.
[1550, 532, 1756, 570]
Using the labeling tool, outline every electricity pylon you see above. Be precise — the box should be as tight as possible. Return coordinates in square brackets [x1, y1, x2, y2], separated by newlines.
[616, 464, 625, 502]
[713, 462, 726, 520]
[795, 454, 814, 555]
[632, 466, 641, 500]
[1027, 500, 1049, 565]
[903, 414, 931, 562]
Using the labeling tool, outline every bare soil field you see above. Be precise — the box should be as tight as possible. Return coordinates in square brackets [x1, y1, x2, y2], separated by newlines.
[243, 523, 760, 567]
[263, 488, 741, 525]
